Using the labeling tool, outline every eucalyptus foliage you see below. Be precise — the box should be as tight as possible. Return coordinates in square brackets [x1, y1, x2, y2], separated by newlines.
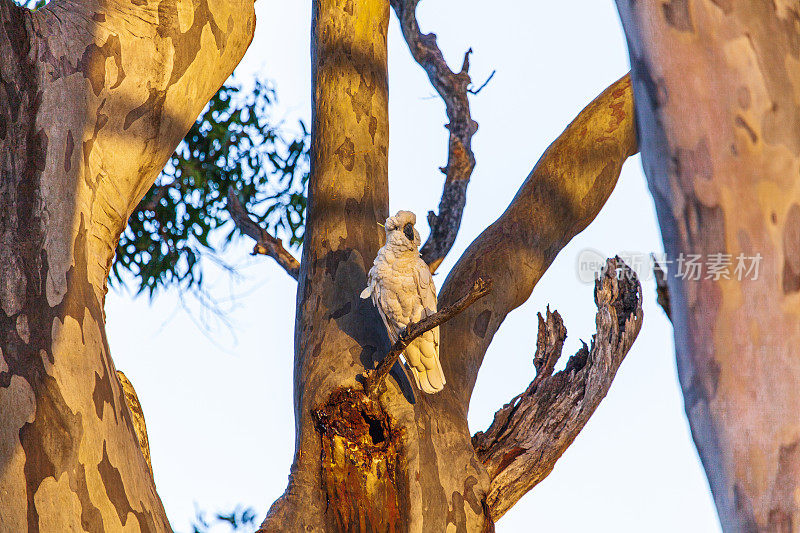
[113, 79, 309, 296]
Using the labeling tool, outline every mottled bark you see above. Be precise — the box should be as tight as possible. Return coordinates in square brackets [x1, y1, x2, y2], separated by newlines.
[262, 48, 639, 529]
[0, 0, 254, 530]
[259, 0, 392, 530]
[473, 258, 643, 519]
[391, 0, 479, 273]
[615, 2, 800, 530]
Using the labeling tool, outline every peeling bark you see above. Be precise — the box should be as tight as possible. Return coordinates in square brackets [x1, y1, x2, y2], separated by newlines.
[117, 371, 153, 479]
[616, 1, 800, 530]
[0, 0, 254, 530]
[473, 258, 644, 520]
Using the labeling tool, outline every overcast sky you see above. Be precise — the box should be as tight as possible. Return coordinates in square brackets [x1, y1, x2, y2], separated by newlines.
[106, 1, 723, 531]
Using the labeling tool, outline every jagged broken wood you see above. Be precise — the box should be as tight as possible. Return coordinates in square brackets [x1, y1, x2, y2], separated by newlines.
[391, 0, 480, 273]
[472, 257, 643, 520]
[226, 187, 300, 280]
[364, 277, 493, 397]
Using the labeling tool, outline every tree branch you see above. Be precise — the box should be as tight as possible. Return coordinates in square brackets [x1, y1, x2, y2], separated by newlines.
[473, 257, 643, 520]
[226, 187, 300, 280]
[391, 0, 480, 273]
[436, 73, 638, 408]
[364, 277, 492, 397]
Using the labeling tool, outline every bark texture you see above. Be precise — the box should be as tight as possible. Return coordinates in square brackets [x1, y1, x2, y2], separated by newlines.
[0, 0, 254, 531]
[473, 258, 643, 519]
[260, 0, 392, 530]
[616, 2, 800, 530]
[262, 47, 639, 529]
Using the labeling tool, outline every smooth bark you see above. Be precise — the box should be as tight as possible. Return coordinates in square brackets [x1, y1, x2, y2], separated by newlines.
[0, 0, 254, 530]
[616, 2, 800, 530]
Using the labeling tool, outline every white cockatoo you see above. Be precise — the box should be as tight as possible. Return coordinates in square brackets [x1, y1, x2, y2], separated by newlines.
[360, 210, 446, 394]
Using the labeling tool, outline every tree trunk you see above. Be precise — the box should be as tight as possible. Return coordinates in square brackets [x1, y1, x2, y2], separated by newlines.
[616, 2, 800, 530]
[260, 0, 640, 523]
[2, 0, 646, 530]
[0, 1, 254, 531]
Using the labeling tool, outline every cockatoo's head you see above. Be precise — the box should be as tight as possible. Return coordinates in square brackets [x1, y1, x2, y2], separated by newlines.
[383, 210, 421, 251]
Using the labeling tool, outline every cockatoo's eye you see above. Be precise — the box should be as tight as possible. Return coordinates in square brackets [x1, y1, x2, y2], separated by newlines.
[403, 223, 414, 241]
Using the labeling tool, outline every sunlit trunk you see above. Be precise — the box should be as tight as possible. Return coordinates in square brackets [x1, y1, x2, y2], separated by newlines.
[616, 1, 800, 529]
[0, 1, 254, 530]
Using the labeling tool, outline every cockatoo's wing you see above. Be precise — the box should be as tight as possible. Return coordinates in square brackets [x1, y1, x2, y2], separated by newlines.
[404, 259, 445, 394]
[363, 260, 404, 344]
[362, 253, 445, 393]
[371, 278, 400, 344]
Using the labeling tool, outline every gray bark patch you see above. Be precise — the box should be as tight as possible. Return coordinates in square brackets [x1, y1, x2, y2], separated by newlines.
[98, 441, 134, 526]
[64, 130, 73, 172]
[92, 368, 116, 422]
[79, 35, 125, 96]
[662, 0, 694, 32]
[472, 310, 491, 339]
[335, 137, 356, 171]
[0, 248, 26, 316]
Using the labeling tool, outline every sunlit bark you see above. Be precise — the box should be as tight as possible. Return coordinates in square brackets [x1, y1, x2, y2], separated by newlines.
[616, 1, 800, 529]
[0, 0, 254, 530]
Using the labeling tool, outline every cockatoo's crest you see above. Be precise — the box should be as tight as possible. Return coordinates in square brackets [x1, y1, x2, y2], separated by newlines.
[382, 210, 422, 252]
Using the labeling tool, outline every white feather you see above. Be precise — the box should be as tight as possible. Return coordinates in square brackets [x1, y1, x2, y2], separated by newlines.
[363, 210, 445, 394]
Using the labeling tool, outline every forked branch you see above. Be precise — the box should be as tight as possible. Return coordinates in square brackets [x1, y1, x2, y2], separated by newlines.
[391, 0, 480, 273]
[226, 187, 300, 280]
[472, 257, 643, 520]
[435, 73, 636, 408]
[365, 277, 493, 396]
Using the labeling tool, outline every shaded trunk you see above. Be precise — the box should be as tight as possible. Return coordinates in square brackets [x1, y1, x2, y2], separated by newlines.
[260, 0, 639, 521]
[0, 1, 254, 530]
[616, 1, 800, 530]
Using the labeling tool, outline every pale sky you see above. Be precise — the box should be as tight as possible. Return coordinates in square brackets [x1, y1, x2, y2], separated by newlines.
[106, 1, 723, 531]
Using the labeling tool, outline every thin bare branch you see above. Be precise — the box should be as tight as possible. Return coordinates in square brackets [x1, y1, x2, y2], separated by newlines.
[436, 73, 637, 408]
[364, 277, 493, 396]
[468, 70, 496, 95]
[391, 0, 480, 273]
[226, 187, 300, 280]
[472, 257, 643, 520]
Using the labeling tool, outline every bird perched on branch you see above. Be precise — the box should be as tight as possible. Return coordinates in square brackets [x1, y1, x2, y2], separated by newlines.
[361, 210, 445, 394]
